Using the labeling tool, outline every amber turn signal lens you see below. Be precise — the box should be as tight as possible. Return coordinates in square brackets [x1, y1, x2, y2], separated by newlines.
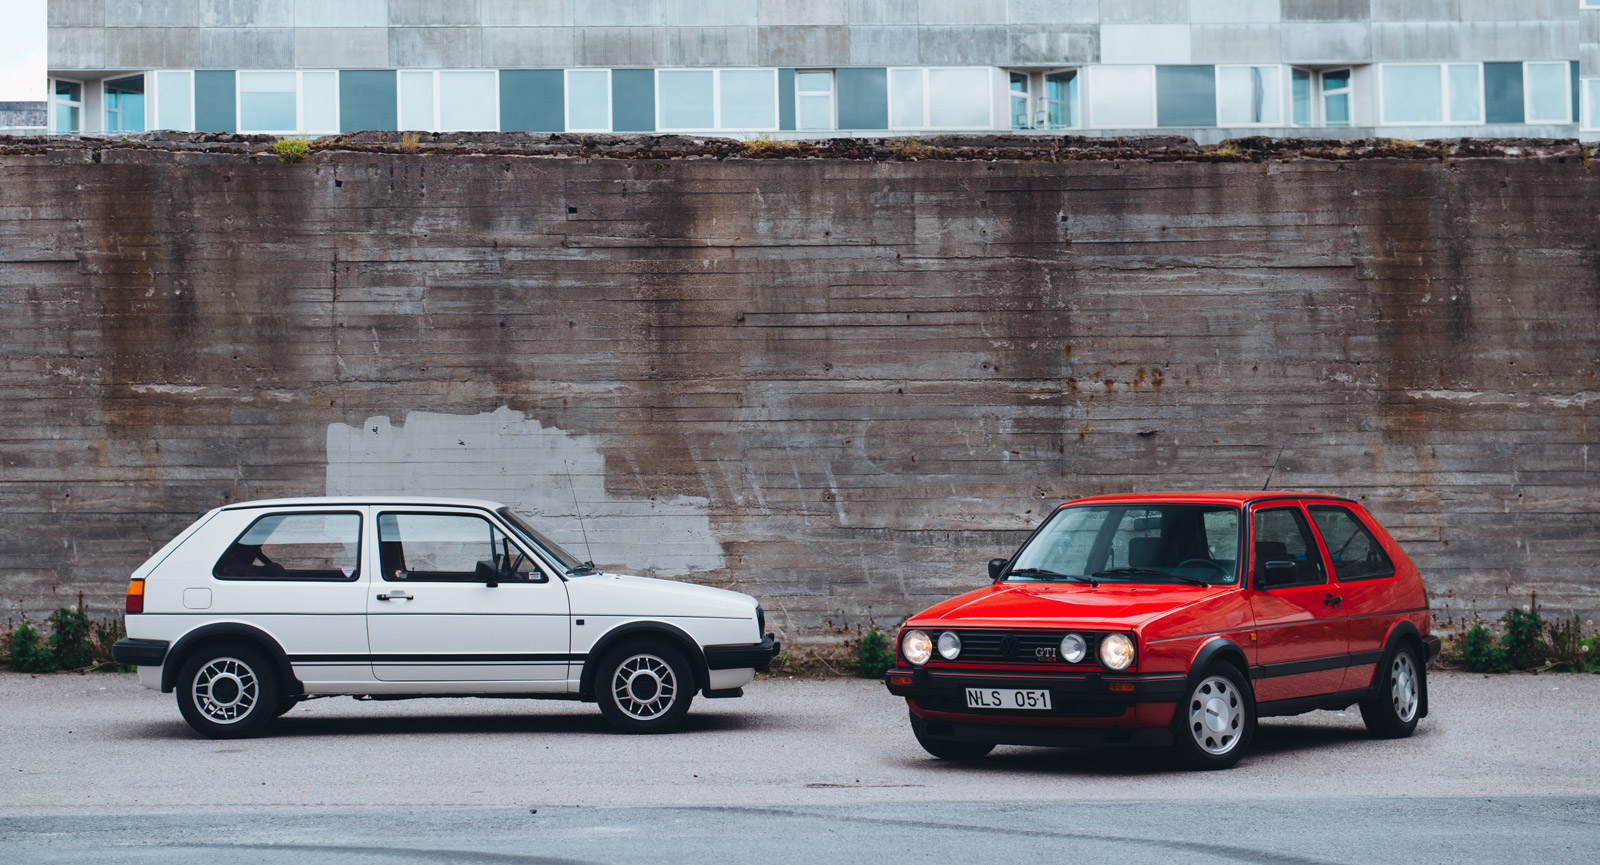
[125, 579, 144, 614]
[886, 672, 915, 686]
[1108, 682, 1136, 693]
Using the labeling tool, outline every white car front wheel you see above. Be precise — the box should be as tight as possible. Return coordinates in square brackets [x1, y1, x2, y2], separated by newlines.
[596, 642, 695, 733]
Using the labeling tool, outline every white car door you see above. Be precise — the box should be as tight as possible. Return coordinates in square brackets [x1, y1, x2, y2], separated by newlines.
[365, 508, 572, 687]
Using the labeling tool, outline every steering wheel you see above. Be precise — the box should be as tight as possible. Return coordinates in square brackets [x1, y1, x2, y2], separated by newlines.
[1177, 558, 1229, 574]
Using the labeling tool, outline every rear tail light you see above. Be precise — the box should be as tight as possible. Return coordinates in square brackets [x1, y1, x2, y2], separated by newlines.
[125, 579, 144, 614]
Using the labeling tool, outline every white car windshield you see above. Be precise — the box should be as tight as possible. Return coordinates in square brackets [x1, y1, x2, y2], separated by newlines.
[496, 508, 596, 575]
[1007, 504, 1242, 585]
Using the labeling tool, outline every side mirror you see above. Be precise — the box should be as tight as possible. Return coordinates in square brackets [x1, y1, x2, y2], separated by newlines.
[1256, 561, 1298, 589]
[987, 558, 1009, 581]
[474, 560, 501, 588]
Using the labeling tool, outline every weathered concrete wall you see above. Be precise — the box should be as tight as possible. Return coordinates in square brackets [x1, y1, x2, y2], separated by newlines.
[1, 133, 1597, 641]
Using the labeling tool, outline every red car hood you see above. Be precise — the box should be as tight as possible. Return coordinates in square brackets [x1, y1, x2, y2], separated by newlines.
[908, 582, 1221, 631]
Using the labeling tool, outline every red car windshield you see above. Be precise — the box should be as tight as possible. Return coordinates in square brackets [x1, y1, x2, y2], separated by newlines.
[1006, 504, 1242, 586]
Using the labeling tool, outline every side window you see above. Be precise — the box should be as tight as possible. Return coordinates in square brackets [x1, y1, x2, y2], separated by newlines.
[377, 512, 540, 583]
[1252, 507, 1324, 587]
[1308, 506, 1396, 582]
[214, 512, 362, 581]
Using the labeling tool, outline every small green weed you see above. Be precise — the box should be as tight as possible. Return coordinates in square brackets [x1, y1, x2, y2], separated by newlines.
[4, 621, 55, 672]
[47, 607, 94, 670]
[272, 137, 311, 164]
[1452, 595, 1598, 673]
[854, 627, 896, 678]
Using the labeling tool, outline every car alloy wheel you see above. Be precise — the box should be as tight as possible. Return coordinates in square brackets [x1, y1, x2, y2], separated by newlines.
[611, 653, 679, 721]
[1187, 674, 1245, 756]
[1389, 651, 1419, 722]
[192, 657, 260, 724]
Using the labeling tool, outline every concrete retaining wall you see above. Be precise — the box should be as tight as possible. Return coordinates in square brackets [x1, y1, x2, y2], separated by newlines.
[1, 134, 1596, 640]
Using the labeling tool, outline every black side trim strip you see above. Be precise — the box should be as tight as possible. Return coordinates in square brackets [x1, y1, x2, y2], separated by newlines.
[111, 638, 170, 667]
[1257, 689, 1370, 718]
[290, 653, 587, 664]
[1249, 650, 1384, 680]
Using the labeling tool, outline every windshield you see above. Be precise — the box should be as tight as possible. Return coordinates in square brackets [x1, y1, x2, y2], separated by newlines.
[1006, 504, 1241, 585]
[495, 508, 594, 575]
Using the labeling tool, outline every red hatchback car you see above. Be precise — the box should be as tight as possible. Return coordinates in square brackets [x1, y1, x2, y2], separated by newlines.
[884, 492, 1441, 769]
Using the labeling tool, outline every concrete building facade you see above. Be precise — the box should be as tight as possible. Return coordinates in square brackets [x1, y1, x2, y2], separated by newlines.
[45, 1, 1600, 143]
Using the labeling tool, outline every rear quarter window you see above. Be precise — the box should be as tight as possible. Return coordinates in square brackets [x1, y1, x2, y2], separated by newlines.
[213, 511, 363, 581]
[1308, 505, 1395, 582]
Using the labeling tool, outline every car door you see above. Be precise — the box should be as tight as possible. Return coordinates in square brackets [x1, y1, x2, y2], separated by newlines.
[365, 508, 572, 687]
[1246, 502, 1349, 703]
[1305, 503, 1402, 691]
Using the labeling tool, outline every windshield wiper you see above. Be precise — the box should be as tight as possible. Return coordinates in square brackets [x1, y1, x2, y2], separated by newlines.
[1007, 567, 1099, 587]
[1092, 567, 1210, 586]
[565, 561, 601, 576]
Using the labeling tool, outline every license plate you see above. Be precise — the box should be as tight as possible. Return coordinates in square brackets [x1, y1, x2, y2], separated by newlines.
[965, 687, 1053, 711]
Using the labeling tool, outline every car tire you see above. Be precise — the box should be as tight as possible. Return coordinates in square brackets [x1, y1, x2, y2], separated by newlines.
[1171, 662, 1255, 770]
[595, 641, 695, 734]
[909, 709, 995, 761]
[174, 644, 281, 739]
[1359, 643, 1423, 739]
[274, 695, 300, 717]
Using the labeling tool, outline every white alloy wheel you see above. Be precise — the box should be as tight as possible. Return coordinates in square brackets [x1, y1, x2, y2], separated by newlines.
[1389, 651, 1419, 722]
[611, 653, 680, 721]
[191, 656, 260, 724]
[1187, 674, 1244, 756]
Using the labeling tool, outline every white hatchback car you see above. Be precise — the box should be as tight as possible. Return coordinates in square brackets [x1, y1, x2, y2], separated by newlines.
[111, 497, 778, 738]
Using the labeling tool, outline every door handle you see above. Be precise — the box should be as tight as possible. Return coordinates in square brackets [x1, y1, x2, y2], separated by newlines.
[1323, 593, 1343, 607]
[377, 591, 414, 601]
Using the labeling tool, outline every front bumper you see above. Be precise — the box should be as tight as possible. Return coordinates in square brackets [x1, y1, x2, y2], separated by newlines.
[705, 635, 781, 673]
[885, 666, 1186, 710]
[111, 638, 170, 667]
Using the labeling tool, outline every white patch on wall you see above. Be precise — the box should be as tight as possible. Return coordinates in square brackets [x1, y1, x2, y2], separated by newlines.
[326, 407, 725, 576]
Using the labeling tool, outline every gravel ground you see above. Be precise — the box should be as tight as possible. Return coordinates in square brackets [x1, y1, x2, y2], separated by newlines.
[2, 670, 1598, 815]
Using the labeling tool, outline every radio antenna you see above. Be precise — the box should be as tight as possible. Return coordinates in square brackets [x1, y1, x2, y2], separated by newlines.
[563, 459, 596, 568]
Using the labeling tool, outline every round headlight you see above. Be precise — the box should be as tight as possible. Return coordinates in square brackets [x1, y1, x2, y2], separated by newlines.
[1098, 633, 1135, 671]
[1060, 633, 1087, 664]
[902, 629, 933, 666]
[937, 631, 962, 661]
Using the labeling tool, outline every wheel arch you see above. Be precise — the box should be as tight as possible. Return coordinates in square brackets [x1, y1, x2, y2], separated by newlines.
[1186, 637, 1252, 695]
[160, 622, 302, 697]
[1368, 620, 1429, 719]
[578, 621, 710, 701]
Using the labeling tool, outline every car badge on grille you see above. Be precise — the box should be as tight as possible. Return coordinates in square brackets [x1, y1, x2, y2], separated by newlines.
[999, 635, 1019, 658]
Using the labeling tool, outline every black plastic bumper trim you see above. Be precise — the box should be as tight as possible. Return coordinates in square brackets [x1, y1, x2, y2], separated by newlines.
[884, 667, 1186, 704]
[1422, 635, 1442, 662]
[704, 636, 780, 672]
[916, 717, 1174, 749]
[111, 638, 170, 667]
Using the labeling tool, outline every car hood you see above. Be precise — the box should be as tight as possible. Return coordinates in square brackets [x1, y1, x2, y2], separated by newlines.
[563, 572, 757, 619]
[907, 581, 1225, 631]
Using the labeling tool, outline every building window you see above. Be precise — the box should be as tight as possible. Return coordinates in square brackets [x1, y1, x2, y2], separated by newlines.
[239, 71, 297, 132]
[565, 69, 612, 132]
[1524, 61, 1572, 124]
[51, 79, 83, 132]
[1088, 66, 1156, 128]
[888, 67, 992, 130]
[1292, 67, 1352, 127]
[1010, 72, 1029, 129]
[153, 70, 194, 131]
[1584, 79, 1600, 131]
[1583, 0, 1600, 8]
[796, 70, 834, 130]
[1379, 63, 1481, 125]
[399, 70, 498, 132]
[1044, 70, 1079, 128]
[656, 68, 777, 132]
[1217, 65, 1282, 126]
[104, 74, 145, 132]
[238, 70, 339, 134]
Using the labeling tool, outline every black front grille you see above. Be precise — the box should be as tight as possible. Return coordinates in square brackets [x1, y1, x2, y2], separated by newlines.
[948, 630, 1105, 665]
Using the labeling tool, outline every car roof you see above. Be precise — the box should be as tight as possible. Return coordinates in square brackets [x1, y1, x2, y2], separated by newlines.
[1061, 491, 1360, 507]
[216, 496, 508, 511]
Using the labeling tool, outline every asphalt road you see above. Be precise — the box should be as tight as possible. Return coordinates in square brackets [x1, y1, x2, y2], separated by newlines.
[3, 671, 1599, 863]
